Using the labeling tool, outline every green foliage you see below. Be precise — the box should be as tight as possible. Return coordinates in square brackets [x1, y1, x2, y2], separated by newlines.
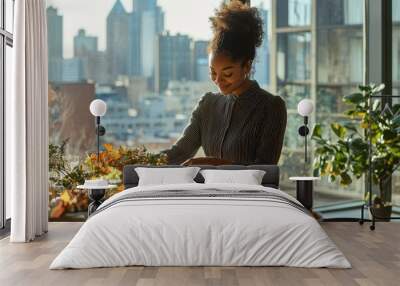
[49, 140, 91, 189]
[312, 84, 400, 203]
[49, 140, 168, 190]
[330, 123, 346, 139]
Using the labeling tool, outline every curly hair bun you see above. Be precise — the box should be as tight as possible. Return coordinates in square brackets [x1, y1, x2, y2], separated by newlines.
[209, 0, 264, 62]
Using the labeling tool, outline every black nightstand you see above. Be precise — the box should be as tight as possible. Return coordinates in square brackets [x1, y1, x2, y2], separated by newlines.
[77, 184, 116, 216]
[289, 177, 320, 210]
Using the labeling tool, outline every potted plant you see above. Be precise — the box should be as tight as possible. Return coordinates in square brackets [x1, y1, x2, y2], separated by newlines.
[311, 84, 400, 220]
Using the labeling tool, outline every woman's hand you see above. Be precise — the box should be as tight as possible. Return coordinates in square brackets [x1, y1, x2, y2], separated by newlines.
[181, 157, 234, 166]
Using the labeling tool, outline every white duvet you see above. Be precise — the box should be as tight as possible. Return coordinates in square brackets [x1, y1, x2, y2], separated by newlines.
[50, 183, 351, 269]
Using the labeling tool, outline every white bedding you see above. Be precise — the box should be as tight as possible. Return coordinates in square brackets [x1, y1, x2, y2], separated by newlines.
[50, 183, 351, 269]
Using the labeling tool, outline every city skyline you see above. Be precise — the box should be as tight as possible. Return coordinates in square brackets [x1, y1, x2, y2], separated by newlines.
[47, 0, 227, 58]
[47, 1, 271, 89]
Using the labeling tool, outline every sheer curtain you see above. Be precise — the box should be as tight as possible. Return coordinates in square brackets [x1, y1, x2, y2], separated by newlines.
[6, 0, 49, 242]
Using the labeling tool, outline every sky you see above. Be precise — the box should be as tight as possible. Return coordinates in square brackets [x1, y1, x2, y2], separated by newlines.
[47, 0, 270, 58]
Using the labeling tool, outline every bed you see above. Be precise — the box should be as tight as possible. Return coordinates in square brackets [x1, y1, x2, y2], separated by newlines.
[50, 164, 351, 269]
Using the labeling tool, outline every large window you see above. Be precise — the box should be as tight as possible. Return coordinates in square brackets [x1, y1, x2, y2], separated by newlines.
[314, 0, 364, 213]
[253, 0, 365, 217]
[277, 0, 311, 27]
[48, 0, 396, 221]
[392, 0, 400, 208]
[1, 0, 14, 229]
[394, 0, 400, 94]
[47, 0, 220, 221]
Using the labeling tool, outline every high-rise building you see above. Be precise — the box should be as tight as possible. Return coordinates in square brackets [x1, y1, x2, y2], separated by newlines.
[62, 58, 85, 82]
[128, 0, 164, 81]
[47, 6, 63, 82]
[107, 0, 130, 82]
[192, 40, 209, 82]
[254, 7, 269, 87]
[92, 51, 109, 85]
[128, 11, 142, 76]
[140, 6, 164, 80]
[73, 29, 98, 81]
[132, 0, 157, 12]
[127, 76, 149, 106]
[74, 29, 97, 57]
[155, 32, 192, 93]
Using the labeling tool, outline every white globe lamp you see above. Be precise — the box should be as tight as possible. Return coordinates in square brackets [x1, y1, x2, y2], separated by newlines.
[89, 99, 107, 162]
[297, 99, 314, 117]
[90, 99, 107, 117]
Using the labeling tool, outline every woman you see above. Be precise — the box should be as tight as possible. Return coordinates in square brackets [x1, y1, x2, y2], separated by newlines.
[161, 1, 287, 166]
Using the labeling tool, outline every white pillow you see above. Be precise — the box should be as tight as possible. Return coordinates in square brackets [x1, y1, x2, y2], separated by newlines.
[200, 169, 266, 185]
[135, 167, 201, 186]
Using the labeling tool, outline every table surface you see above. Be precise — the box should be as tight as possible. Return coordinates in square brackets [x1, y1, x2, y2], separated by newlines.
[289, 177, 320, 181]
[76, 184, 117, 190]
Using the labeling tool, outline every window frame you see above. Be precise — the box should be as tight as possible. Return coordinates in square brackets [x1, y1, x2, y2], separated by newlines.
[255, 0, 396, 214]
[1, 0, 14, 231]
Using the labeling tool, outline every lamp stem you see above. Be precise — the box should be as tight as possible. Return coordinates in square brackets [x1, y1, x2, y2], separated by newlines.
[304, 116, 308, 164]
[96, 116, 100, 163]
[305, 131, 308, 163]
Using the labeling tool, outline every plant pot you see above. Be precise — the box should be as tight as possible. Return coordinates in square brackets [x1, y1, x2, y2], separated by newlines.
[369, 205, 392, 221]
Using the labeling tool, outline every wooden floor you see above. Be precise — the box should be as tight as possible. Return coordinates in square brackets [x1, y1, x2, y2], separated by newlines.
[0, 222, 399, 286]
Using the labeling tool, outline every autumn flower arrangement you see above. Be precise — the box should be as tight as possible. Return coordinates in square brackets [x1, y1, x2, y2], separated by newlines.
[49, 140, 167, 219]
